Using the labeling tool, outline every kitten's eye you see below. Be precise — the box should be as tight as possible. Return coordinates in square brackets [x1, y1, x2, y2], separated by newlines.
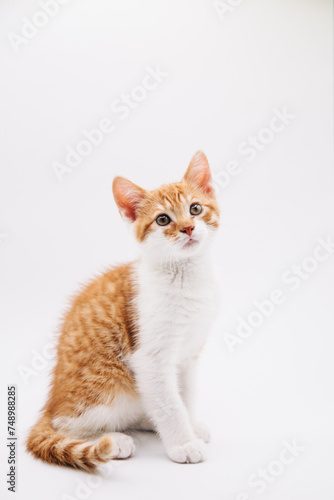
[190, 203, 202, 216]
[156, 214, 171, 226]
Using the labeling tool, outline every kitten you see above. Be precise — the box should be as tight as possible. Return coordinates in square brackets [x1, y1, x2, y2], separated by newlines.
[26, 151, 220, 470]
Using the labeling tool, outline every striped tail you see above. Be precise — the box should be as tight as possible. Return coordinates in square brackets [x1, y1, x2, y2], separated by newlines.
[26, 413, 113, 471]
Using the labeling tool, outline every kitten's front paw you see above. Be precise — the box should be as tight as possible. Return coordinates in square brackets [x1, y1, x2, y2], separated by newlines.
[167, 439, 207, 464]
[193, 422, 210, 443]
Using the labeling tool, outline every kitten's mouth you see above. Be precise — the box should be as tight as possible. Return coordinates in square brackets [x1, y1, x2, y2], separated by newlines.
[183, 238, 199, 248]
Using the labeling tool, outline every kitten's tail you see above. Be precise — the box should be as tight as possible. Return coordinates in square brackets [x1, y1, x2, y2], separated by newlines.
[26, 412, 113, 471]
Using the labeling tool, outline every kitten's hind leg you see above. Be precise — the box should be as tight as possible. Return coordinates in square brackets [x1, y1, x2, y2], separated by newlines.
[107, 432, 135, 459]
[130, 414, 156, 432]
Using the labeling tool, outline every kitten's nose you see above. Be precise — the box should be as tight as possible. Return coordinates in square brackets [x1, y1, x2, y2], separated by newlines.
[180, 225, 195, 237]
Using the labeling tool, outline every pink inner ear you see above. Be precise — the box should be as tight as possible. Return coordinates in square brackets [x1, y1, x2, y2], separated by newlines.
[184, 151, 214, 195]
[112, 177, 145, 222]
[117, 196, 137, 222]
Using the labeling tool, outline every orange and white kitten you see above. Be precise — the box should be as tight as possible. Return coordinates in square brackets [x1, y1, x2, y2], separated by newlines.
[27, 151, 220, 470]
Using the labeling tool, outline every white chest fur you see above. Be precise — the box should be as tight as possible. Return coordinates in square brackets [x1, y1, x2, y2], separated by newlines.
[131, 254, 219, 365]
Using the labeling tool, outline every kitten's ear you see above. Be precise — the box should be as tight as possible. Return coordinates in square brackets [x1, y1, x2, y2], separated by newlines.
[183, 150, 214, 195]
[112, 176, 147, 222]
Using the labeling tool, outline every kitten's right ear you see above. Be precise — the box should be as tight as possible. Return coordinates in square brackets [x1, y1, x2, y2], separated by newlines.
[112, 176, 147, 223]
[183, 150, 214, 195]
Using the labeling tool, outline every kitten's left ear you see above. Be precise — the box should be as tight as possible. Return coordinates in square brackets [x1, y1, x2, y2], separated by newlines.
[183, 150, 214, 195]
[112, 176, 147, 223]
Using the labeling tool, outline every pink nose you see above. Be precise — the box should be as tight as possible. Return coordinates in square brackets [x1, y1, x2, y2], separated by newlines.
[180, 225, 195, 237]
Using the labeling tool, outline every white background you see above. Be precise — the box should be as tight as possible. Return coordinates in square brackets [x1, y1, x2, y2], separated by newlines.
[0, 0, 333, 499]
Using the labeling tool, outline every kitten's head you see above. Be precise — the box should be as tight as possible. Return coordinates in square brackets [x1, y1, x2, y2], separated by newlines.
[112, 151, 220, 261]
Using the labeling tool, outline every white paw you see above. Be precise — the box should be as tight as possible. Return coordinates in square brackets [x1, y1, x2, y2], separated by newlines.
[167, 439, 207, 464]
[110, 433, 135, 459]
[193, 422, 211, 443]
